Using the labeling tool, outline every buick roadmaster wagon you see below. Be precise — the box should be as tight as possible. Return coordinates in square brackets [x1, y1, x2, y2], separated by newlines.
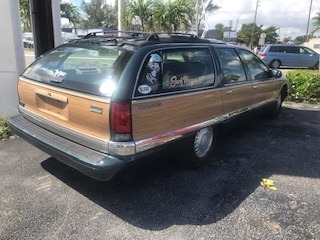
[9, 33, 288, 181]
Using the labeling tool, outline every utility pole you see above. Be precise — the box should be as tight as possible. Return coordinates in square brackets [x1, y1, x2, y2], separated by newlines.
[306, 0, 313, 42]
[249, 0, 259, 49]
[118, 0, 125, 33]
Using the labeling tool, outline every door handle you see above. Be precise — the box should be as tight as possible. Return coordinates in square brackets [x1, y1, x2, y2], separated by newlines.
[226, 90, 233, 95]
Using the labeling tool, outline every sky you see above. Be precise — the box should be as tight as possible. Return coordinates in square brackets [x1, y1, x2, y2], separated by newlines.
[66, 0, 320, 40]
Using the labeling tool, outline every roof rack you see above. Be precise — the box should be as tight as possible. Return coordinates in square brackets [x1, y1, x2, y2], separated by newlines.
[71, 31, 222, 46]
[82, 30, 149, 39]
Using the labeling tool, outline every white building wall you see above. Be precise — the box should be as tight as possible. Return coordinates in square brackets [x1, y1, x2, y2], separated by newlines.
[0, 0, 62, 117]
[0, 0, 25, 117]
[303, 38, 320, 53]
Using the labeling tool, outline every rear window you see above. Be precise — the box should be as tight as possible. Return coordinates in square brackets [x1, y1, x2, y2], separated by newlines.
[22, 44, 134, 97]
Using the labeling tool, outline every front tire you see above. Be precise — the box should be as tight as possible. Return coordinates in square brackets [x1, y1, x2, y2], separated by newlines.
[264, 93, 282, 119]
[178, 127, 216, 168]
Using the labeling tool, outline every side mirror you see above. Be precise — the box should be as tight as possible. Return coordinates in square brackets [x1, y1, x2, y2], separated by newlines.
[270, 69, 282, 78]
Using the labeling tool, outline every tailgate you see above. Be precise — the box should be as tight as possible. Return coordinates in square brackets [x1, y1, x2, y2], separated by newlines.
[18, 77, 111, 146]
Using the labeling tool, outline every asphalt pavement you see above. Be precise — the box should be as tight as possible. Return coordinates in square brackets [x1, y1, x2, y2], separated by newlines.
[1, 103, 320, 240]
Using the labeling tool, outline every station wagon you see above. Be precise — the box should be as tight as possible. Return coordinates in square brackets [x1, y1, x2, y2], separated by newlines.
[9, 33, 288, 181]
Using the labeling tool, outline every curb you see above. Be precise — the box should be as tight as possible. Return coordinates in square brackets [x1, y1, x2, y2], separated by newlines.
[283, 101, 320, 111]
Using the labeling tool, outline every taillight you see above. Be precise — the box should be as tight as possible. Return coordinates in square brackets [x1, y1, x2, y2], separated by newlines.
[258, 53, 267, 57]
[110, 102, 132, 141]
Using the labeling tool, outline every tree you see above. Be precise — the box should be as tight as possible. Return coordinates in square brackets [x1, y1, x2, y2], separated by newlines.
[312, 12, 320, 35]
[154, 0, 195, 32]
[237, 23, 262, 46]
[20, 0, 31, 32]
[195, 0, 220, 31]
[294, 35, 307, 45]
[60, 1, 81, 32]
[80, 0, 117, 29]
[123, 0, 156, 31]
[263, 26, 278, 44]
[214, 23, 229, 40]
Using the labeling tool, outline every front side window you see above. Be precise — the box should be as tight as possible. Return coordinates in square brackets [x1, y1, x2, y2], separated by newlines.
[216, 48, 247, 84]
[22, 44, 134, 97]
[239, 49, 271, 80]
[299, 47, 316, 54]
[135, 48, 215, 97]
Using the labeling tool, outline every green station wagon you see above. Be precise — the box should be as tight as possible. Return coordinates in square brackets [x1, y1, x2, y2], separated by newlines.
[9, 32, 288, 181]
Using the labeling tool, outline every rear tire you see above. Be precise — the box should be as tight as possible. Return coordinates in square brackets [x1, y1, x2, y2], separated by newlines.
[178, 126, 216, 168]
[270, 60, 281, 69]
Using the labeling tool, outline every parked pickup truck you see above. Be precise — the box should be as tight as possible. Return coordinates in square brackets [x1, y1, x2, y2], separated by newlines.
[9, 32, 288, 181]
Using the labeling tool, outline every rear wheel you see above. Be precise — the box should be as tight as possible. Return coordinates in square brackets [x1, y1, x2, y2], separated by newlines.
[270, 60, 281, 69]
[178, 126, 216, 168]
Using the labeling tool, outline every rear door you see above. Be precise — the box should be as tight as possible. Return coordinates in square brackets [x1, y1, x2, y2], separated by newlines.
[215, 47, 253, 116]
[283, 46, 300, 67]
[19, 43, 134, 151]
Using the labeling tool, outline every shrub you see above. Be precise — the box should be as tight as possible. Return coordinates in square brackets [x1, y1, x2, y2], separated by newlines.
[0, 117, 13, 140]
[286, 70, 320, 103]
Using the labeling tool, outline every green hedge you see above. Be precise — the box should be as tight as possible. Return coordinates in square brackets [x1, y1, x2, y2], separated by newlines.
[0, 117, 12, 140]
[285, 70, 320, 103]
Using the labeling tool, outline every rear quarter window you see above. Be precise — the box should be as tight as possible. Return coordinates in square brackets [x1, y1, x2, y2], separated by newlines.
[135, 48, 215, 97]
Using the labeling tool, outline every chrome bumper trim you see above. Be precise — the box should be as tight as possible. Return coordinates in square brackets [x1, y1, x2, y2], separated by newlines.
[19, 106, 110, 154]
[109, 141, 136, 156]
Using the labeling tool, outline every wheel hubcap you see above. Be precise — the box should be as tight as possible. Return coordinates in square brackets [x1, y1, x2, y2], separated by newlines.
[194, 127, 213, 158]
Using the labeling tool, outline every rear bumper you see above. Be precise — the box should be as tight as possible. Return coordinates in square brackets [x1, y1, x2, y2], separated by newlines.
[8, 115, 134, 181]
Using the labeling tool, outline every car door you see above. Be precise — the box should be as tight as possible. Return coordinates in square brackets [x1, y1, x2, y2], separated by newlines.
[297, 46, 319, 68]
[284, 46, 300, 67]
[238, 49, 282, 106]
[215, 47, 253, 116]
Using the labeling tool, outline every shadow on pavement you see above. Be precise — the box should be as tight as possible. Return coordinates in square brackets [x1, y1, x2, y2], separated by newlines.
[41, 107, 320, 230]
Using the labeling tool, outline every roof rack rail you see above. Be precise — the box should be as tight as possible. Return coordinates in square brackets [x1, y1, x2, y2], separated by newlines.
[146, 32, 211, 43]
[82, 30, 150, 39]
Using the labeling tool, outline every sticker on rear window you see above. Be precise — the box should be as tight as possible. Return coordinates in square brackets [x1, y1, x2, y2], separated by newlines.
[138, 85, 152, 94]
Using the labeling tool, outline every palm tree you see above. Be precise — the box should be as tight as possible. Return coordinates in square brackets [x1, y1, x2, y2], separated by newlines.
[312, 12, 320, 35]
[123, 0, 156, 31]
[60, 1, 81, 33]
[154, 0, 195, 32]
[196, 0, 220, 31]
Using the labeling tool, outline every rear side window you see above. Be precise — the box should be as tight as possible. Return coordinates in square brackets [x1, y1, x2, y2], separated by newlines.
[22, 44, 134, 97]
[135, 48, 215, 97]
[286, 46, 299, 54]
[216, 48, 247, 84]
[269, 46, 278, 52]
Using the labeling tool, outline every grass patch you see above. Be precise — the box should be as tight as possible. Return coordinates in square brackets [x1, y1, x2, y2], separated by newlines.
[0, 117, 13, 140]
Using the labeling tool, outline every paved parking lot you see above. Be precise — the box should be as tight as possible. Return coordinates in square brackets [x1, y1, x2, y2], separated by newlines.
[1, 104, 320, 240]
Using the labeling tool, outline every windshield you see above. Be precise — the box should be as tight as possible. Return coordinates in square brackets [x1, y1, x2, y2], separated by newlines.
[22, 44, 134, 97]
